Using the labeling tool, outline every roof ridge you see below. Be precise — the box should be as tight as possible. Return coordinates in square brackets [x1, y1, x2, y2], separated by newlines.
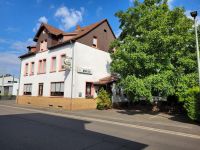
[42, 23, 64, 33]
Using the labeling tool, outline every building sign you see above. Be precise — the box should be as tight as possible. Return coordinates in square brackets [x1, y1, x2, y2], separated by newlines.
[63, 56, 72, 70]
[77, 67, 92, 75]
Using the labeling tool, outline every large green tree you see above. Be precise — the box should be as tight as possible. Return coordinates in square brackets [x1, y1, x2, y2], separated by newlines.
[111, 0, 198, 101]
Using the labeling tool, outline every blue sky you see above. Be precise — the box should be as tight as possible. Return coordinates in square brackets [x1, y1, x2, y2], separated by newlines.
[0, 0, 199, 77]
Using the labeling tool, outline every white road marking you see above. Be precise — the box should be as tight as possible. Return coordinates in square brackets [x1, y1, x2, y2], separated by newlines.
[0, 104, 200, 139]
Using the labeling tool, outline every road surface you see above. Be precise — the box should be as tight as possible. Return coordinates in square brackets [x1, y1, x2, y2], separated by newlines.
[0, 103, 199, 150]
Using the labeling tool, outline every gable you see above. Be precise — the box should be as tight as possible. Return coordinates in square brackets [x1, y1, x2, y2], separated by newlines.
[77, 21, 116, 52]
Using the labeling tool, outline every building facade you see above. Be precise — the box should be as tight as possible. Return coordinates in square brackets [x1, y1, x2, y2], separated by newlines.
[17, 19, 116, 110]
[0, 74, 19, 96]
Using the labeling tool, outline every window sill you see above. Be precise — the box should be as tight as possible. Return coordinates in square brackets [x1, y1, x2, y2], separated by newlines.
[37, 72, 46, 75]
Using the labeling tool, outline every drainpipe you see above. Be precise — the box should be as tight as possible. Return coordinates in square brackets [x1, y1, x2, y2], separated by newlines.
[70, 40, 75, 111]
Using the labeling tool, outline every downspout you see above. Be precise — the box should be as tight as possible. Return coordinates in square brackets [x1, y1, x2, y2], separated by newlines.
[70, 40, 75, 111]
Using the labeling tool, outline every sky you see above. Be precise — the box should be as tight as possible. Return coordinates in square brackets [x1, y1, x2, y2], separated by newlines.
[0, 0, 200, 77]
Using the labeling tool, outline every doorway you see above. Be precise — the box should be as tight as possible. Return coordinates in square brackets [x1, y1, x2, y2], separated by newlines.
[38, 83, 43, 96]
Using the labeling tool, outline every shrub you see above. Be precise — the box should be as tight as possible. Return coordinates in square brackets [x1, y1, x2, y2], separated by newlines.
[180, 87, 200, 121]
[96, 88, 112, 110]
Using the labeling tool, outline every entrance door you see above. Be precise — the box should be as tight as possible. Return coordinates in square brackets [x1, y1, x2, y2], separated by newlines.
[38, 83, 43, 96]
[85, 82, 94, 98]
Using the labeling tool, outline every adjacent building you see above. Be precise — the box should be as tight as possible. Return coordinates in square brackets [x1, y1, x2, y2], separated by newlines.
[17, 19, 118, 110]
[0, 74, 19, 96]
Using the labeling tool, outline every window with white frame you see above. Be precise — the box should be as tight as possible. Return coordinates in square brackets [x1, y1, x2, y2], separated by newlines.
[38, 59, 46, 74]
[38, 60, 43, 74]
[51, 57, 57, 72]
[92, 36, 97, 48]
[23, 84, 32, 95]
[43, 59, 46, 73]
[50, 82, 64, 96]
[40, 40, 47, 51]
[25, 63, 29, 76]
[30, 62, 35, 75]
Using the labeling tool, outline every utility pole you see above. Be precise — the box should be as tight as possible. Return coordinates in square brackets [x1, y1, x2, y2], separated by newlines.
[191, 11, 200, 87]
[2, 75, 4, 95]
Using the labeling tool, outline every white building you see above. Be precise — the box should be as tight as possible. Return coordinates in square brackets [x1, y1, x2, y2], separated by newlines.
[0, 74, 19, 96]
[17, 19, 116, 110]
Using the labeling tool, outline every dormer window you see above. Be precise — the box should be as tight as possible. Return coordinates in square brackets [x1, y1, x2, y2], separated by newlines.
[92, 36, 97, 48]
[59, 37, 63, 43]
[40, 39, 47, 51]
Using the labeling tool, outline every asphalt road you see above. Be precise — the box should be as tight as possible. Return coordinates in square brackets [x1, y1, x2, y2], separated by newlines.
[0, 104, 199, 150]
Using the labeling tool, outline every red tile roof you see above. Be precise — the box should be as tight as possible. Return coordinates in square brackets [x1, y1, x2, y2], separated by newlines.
[33, 23, 64, 41]
[20, 19, 115, 59]
[48, 19, 113, 49]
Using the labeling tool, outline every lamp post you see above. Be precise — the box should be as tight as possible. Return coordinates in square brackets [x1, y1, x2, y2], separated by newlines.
[190, 11, 200, 87]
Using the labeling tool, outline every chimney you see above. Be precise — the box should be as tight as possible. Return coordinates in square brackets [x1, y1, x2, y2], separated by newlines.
[76, 25, 81, 30]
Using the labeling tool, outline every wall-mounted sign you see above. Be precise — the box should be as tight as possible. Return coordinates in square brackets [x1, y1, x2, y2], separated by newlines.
[63, 57, 72, 70]
[77, 67, 92, 75]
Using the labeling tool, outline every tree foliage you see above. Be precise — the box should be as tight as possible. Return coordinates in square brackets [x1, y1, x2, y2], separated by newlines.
[111, 0, 198, 101]
[180, 87, 200, 121]
[96, 88, 112, 110]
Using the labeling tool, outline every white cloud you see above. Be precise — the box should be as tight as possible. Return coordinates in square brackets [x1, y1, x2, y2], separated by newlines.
[115, 29, 122, 38]
[10, 38, 35, 52]
[168, 0, 174, 9]
[0, 38, 35, 76]
[0, 51, 20, 76]
[0, 52, 20, 65]
[55, 6, 84, 31]
[96, 6, 103, 17]
[33, 16, 48, 32]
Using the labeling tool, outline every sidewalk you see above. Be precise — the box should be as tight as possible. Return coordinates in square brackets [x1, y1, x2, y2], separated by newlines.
[1, 100, 200, 136]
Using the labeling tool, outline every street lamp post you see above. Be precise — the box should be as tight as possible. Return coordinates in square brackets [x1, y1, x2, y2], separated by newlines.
[191, 11, 200, 87]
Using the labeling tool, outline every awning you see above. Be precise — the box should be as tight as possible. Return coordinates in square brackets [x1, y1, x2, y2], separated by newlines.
[94, 75, 118, 85]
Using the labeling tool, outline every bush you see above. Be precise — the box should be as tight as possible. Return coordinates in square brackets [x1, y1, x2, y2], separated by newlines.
[96, 88, 112, 110]
[181, 87, 200, 121]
